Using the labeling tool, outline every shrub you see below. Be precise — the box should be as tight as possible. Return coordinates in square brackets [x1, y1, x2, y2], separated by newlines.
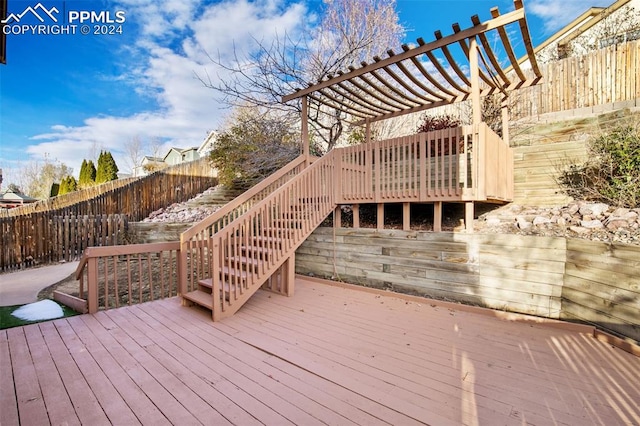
[209, 115, 299, 189]
[416, 114, 463, 156]
[416, 114, 461, 133]
[557, 124, 640, 207]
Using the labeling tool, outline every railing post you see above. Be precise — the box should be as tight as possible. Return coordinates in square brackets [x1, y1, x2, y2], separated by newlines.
[87, 257, 99, 314]
[178, 237, 188, 297]
[211, 240, 221, 322]
[334, 150, 342, 204]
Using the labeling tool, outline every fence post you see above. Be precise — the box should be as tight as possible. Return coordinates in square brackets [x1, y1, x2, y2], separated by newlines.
[87, 257, 99, 314]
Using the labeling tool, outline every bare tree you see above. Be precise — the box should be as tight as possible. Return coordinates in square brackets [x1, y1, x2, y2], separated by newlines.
[560, 4, 640, 59]
[124, 135, 144, 176]
[22, 154, 73, 199]
[203, 0, 404, 153]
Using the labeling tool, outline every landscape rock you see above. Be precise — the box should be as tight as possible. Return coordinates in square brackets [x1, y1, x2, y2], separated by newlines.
[580, 220, 604, 229]
[579, 203, 609, 217]
[533, 216, 552, 226]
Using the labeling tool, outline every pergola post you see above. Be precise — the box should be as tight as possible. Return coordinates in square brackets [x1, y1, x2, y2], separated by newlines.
[301, 95, 310, 166]
[365, 119, 371, 143]
[467, 37, 481, 232]
[501, 97, 510, 146]
[469, 37, 482, 127]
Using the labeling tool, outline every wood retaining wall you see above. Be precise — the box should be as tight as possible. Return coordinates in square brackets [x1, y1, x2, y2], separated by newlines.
[296, 227, 639, 342]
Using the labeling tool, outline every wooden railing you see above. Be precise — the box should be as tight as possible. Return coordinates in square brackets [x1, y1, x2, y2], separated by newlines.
[181, 152, 335, 320]
[74, 242, 181, 313]
[179, 155, 307, 291]
[336, 124, 511, 203]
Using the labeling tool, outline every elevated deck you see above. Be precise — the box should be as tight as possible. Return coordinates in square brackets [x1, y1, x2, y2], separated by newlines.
[3, 278, 638, 425]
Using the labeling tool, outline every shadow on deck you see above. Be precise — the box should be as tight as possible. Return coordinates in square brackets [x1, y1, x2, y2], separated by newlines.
[2, 277, 639, 425]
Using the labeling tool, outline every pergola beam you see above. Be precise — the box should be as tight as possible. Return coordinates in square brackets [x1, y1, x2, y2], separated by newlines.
[283, 5, 526, 103]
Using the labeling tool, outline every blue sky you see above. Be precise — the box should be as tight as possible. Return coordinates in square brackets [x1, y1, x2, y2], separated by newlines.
[0, 0, 614, 185]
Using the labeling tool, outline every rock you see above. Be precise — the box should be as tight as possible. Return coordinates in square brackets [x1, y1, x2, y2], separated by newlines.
[570, 226, 590, 234]
[606, 220, 628, 231]
[485, 217, 502, 226]
[556, 217, 566, 226]
[579, 203, 609, 217]
[581, 219, 604, 229]
[533, 216, 552, 226]
[566, 203, 580, 215]
[515, 216, 532, 230]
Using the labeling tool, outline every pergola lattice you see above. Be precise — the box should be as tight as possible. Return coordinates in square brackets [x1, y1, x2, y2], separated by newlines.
[284, 0, 542, 130]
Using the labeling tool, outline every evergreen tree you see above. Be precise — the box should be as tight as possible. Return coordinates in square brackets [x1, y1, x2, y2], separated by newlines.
[96, 151, 106, 183]
[79, 159, 97, 187]
[96, 151, 119, 183]
[50, 182, 60, 197]
[86, 160, 96, 185]
[58, 176, 78, 195]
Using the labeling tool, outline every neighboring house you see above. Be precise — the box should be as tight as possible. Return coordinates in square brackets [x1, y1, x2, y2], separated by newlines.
[133, 156, 165, 177]
[163, 147, 199, 166]
[520, 0, 640, 66]
[0, 190, 38, 209]
[197, 131, 218, 158]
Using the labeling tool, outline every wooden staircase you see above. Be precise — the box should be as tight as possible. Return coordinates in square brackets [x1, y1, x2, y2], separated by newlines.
[179, 153, 335, 321]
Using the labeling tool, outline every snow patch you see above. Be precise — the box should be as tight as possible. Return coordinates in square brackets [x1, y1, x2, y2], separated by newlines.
[12, 300, 64, 322]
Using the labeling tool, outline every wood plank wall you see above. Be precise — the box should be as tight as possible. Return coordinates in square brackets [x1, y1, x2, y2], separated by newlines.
[562, 239, 640, 342]
[296, 228, 566, 318]
[296, 227, 640, 342]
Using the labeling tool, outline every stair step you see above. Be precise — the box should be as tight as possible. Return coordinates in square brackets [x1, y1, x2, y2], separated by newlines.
[183, 290, 214, 310]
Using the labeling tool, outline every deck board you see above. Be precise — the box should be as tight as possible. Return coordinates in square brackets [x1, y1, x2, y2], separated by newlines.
[2, 277, 639, 425]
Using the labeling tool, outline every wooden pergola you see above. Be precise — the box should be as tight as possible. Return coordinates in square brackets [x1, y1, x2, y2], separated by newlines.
[284, 0, 542, 154]
[284, 0, 543, 231]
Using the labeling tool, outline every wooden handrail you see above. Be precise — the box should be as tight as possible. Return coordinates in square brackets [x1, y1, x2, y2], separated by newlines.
[75, 242, 181, 279]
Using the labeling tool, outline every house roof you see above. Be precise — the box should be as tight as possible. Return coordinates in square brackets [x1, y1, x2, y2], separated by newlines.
[0, 190, 38, 204]
[161, 147, 199, 162]
[283, 0, 542, 124]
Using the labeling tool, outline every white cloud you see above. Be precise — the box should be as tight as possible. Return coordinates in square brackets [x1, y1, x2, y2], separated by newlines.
[528, 0, 612, 33]
[22, 0, 310, 176]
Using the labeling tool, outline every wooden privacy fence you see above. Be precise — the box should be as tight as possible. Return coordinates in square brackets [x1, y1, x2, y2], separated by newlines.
[512, 40, 640, 119]
[0, 158, 216, 271]
[0, 214, 127, 271]
[1, 157, 215, 219]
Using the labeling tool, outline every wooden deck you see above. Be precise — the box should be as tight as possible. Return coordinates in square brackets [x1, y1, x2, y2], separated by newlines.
[2, 277, 639, 425]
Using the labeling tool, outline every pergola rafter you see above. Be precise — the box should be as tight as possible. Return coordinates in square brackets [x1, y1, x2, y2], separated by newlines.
[283, 0, 542, 127]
